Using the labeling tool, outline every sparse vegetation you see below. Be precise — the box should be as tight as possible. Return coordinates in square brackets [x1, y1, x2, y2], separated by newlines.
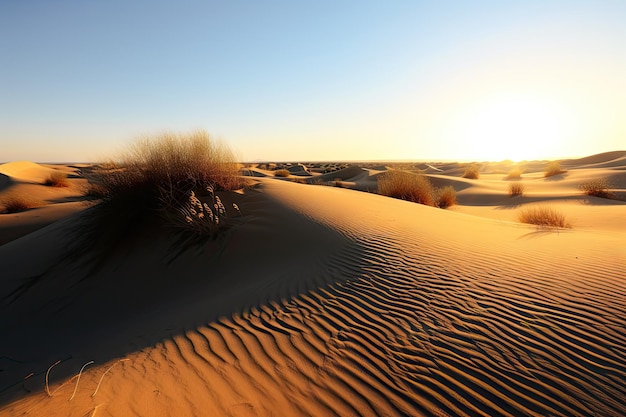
[44, 171, 70, 187]
[436, 186, 457, 208]
[544, 161, 566, 177]
[273, 169, 290, 177]
[578, 178, 613, 199]
[509, 182, 525, 197]
[1, 193, 41, 213]
[79, 130, 242, 252]
[518, 206, 570, 228]
[378, 170, 435, 206]
[463, 165, 480, 179]
[378, 170, 457, 208]
[505, 168, 523, 180]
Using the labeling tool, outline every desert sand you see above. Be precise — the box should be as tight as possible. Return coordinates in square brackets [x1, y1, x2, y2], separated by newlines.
[1, 152, 625, 416]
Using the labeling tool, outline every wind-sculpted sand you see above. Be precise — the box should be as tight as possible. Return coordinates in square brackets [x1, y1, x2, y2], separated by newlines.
[1, 153, 625, 416]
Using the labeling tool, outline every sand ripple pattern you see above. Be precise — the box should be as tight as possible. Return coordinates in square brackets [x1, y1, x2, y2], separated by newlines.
[113, 223, 626, 417]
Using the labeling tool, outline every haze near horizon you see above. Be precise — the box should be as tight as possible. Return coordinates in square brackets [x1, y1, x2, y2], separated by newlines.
[1, 1, 625, 163]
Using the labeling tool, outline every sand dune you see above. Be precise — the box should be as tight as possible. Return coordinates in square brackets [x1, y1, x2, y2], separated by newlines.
[1, 155, 625, 416]
[0, 162, 89, 245]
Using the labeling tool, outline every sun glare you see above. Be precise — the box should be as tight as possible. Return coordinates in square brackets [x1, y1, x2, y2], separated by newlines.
[444, 94, 578, 161]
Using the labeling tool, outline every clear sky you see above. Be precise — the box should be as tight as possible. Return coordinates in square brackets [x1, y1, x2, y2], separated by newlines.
[1, 0, 625, 162]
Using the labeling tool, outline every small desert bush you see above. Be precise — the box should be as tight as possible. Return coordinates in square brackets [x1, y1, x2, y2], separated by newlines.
[44, 171, 69, 187]
[77, 130, 242, 256]
[378, 170, 435, 206]
[86, 130, 241, 203]
[273, 169, 290, 177]
[505, 168, 523, 180]
[509, 182, 525, 197]
[578, 178, 613, 199]
[518, 206, 570, 228]
[544, 161, 566, 177]
[1, 193, 41, 213]
[436, 186, 457, 208]
[462, 165, 480, 179]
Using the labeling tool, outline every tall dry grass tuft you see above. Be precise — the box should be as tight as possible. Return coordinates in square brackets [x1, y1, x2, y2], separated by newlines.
[544, 161, 566, 178]
[509, 182, 525, 197]
[462, 165, 480, 179]
[579, 178, 613, 199]
[436, 186, 457, 208]
[44, 171, 70, 187]
[378, 170, 435, 206]
[1, 192, 41, 213]
[518, 206, 570, 228]
[505, 167, 523, 180]
[273, 169, 290, 177]
[76, 130, 242, 262]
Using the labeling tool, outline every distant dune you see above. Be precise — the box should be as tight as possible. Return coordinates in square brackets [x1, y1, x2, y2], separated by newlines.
[1, 153, 625, 416]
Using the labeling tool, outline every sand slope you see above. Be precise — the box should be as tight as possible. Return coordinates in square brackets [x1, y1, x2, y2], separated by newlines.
[1, 170, 625, 416]
[0, 162, 89, 245]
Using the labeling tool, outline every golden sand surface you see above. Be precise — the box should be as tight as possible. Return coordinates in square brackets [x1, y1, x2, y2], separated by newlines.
[1, 152, 625, 416]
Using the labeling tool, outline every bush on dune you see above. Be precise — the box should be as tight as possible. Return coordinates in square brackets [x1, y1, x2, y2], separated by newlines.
[505, 167, 523, 180]
[578, 178, 613, 199]
[44, 171, 69, 187]
[462, 164, 480, 179]
[378, 170, 435, 206]
[544, 161, 566, 178]
[436, 186, 457, 208]
[509, 182, 525, 197]
[378, 170, 457, 208]
[518, 206, 570, 228]
[0, 193, 41, 213]
[273, 169, 290, 177]
[81, 130, 242, 250]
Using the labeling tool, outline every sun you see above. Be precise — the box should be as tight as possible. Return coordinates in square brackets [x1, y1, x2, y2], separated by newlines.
[444, 93, 577, 161]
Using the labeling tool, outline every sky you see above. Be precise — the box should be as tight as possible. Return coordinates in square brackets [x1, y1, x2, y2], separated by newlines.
[1, 0, 625, 163]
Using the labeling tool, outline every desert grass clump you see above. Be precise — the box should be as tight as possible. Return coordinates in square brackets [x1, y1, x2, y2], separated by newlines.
[544, 161, 566, 178]
[509, 182, 525, 197]
[0, 193, 41, 213]
[578, 178, 613, 199]
[44, 171, 70, 187]
[518, 206, 570, 228]
[505, 167, 523, 180]
[273, 169, 290, 177]
[76, 130, 242, 259]
[378, 170, 435, 206]
[462, 164, 480, 179]
[436, 186, 457, 208]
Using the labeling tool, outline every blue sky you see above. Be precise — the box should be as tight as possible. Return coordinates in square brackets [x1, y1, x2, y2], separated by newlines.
[1, 1, 625, 162]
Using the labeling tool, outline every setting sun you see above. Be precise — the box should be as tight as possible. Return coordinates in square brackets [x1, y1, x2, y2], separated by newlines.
[443, 93, 578, 161]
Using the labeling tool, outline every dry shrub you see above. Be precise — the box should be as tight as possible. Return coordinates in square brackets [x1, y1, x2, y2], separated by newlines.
[273, 169, 290, 177]
[578, 178, 613, 199]
[509, 182, 525, 197]
[436, 186, 457, 208]
[44, 171, 70, 187]
[505, 168, 523, 180]
[1, 193, 41, 213]
[77, 130, 242, 257]
[378, 170, 434, 206]
[518, 206, 570, 228]
[544, 161, 566, 177]
[463, 165, 480, 179]
[86, 130, 241, 204]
